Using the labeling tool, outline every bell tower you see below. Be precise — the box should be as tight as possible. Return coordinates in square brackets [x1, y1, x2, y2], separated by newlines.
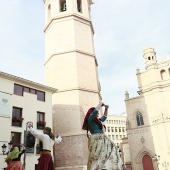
[43, 0, 101, 169]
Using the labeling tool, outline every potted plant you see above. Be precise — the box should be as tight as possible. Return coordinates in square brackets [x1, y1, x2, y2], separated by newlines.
[37, 120, 46, 126]
[12, 116, 24, 122]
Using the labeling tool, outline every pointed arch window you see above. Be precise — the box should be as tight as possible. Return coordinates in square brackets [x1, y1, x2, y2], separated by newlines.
[47, 4, 51, 20]
[77, 0, 82, 13]
[136, 112, 144, 126]
[60, 0, 67, 12]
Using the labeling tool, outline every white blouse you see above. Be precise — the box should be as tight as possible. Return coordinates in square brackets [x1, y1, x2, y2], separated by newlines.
[30, 127, 62, 151]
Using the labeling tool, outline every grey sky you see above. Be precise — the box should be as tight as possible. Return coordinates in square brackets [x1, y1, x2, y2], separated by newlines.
[0, 0, 170, 114]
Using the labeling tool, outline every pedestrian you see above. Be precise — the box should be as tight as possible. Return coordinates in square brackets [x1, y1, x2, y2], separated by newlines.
[28, 125, 62, 170]
[82, 101, 123, 170]
[6, 144, 26, 170]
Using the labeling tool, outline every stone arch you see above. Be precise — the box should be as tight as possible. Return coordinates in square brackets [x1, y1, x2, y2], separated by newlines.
[135, 147, 157, 170]
[135, 146, 154, 164]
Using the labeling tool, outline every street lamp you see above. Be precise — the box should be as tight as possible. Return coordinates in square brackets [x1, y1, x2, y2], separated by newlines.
[117, 143, 122, 157]
[8, 141, 13, 151]
[152, 154, 160, 170]
[1, 144, 7, 155]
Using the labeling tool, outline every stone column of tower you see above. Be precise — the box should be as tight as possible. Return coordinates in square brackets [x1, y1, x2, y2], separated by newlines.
[43, 0, 101, 169]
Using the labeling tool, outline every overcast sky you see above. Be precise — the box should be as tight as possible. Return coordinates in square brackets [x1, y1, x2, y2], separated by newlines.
[0, 0, 170, 115]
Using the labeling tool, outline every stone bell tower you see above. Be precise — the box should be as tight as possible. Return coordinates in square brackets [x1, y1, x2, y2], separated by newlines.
[43, 0, 101, 169]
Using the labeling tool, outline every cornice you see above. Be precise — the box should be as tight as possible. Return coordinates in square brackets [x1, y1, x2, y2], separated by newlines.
[44, 49, 98, 66]
[0, 71, 57, 93]
[44, 13, 94, 34]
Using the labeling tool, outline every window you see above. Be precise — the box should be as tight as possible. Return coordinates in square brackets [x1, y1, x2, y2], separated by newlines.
[107, 127, 110, 132]
[12, 107, 23, 127]
[13, 84, 45, 102]
[111, 127, 114, 132]
[37, 91, 45, 101]
[48, 4, 51, 20]
[24, 87, 29, 93]
[60, 0, 67, 12]
[77, 0, 82, 13]
[119, 127, 121, 132]
[122, 127, 125, 132]
[14, 84, 23, 96]
[11, 132, 21, 145]
[160, 70, 166, 80]
[37, 112, 46, 130]
[115, 127, 117, 132]
[136, 112, 144, 126]
[112, 135, 115, 140]
[30, 89, 36, 94]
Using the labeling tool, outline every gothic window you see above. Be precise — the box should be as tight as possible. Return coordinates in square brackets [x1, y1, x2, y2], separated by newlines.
[136, 112, 144, 126]
[160, 70, 166, 80]
[77, 0, 82, 13]
[60, 0, 67, 12]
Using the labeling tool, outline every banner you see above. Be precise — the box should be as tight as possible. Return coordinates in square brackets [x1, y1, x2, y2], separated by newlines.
[0, 92, 11, 116]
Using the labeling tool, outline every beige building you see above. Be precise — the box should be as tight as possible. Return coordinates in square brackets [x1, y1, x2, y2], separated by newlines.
[43, 0, 101, 169]
[125, 48, 170, 170]
[0, 71, 56, 170]
[105, 113, 127, 145]
[105, 114, 131, 169]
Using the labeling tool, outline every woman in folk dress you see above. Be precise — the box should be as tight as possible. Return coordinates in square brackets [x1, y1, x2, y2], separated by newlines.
[82, 101, 122, 170]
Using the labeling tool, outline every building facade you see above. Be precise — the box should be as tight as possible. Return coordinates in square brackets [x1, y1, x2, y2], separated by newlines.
[43, 0, 101, 169]
[0, 71, 56, 170]
[105, 114, 131, 168]
[125, 48, 170, 170]
[105, 114, 127, 145]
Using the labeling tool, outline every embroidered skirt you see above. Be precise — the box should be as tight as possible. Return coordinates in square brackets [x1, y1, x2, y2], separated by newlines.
[87, 134, 122, 170]
[6, 161, 24, 170]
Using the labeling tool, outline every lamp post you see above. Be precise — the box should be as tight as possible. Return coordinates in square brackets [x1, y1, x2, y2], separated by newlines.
[152, 154, 160, 170]
[1, 144, 7, 155]
[23, 121, 33, 169]
[8, 141, 13, 151]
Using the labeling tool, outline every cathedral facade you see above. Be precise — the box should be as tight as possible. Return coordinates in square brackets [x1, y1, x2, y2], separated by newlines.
[125, 48, 170, 170]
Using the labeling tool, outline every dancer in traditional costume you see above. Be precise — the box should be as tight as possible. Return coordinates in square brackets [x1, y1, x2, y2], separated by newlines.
[82, 101, 122, 170]
[28, 125, 62, 170]
[6, 144, 26, 170]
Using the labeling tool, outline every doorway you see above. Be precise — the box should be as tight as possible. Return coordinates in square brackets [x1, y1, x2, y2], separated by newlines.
[142, 155, 154, 170]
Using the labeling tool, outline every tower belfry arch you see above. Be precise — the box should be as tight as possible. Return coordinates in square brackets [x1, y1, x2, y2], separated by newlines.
[43, 0, 101, 169]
